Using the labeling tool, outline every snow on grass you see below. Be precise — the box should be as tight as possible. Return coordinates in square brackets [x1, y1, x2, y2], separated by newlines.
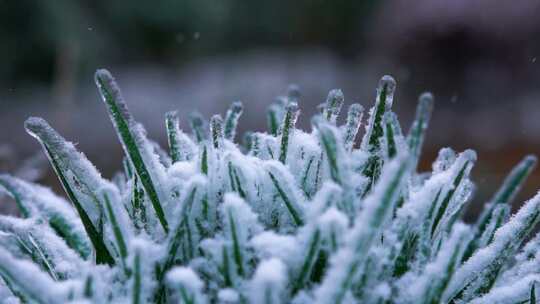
[0, 69, 538, 303]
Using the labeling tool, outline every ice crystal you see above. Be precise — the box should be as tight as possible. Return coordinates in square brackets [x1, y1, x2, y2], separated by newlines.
[0, 70, 538, 304]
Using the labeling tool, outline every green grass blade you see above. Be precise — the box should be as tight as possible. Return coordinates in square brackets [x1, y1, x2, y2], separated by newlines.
[221, 245, 232, 287]
[383, 112, 403, 160]
[103, 191, 128, 267]
[228, 209, 244, 277]
[292, 228, 321, 294]
[0, 248, 63, 304]
[323, 89, 344, 124]
[430, 150, 476, 237]
[406, 92, 434, 171]
[361, 75, 396, 191]
[316, 153, 410, 304]
[267, 104, 282, 136]
[132, 248, 142, 304]
[165, 111, 182, 163]
[279, 102, 299, 164]
[419, 224, 469, 303]
[200, 145, 208, 175]
[445, 191, 540, 303]
[463, 204, 510, 262]
[463, 155, 537, 261]
[316, 119, 344, 185]
[0, 175, 91, 259]
[26, 234, 60, 280]
[188, 111, 208, 143]
[491, 155, 537, 205]
[83, 275, 93, 298]
[342, 103, 364, 151]
[0, 176, 31, 218]
[95, 69, 169, 233]
[266, 162, 305, 226]
[164, 178, 204, 271]
[210, 114, 224, 149]
[1, 272, 30, 303]
[24, 118, 114, 265]
[530, 281, 536, 304]
[224, 101, 243, 141]
[361, 75, 396, 153]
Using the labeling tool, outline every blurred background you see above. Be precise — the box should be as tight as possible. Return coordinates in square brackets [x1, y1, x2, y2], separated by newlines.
[1, 0, 540, 218]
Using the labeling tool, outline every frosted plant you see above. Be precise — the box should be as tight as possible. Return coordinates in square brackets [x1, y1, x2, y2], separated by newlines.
[0, 70, 539, 304]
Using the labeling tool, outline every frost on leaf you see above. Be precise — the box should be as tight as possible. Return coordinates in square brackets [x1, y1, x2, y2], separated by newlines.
[1, 69, 539, 303]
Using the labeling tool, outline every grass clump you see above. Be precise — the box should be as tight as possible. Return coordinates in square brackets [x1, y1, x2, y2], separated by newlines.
[0, 70, 539, 303]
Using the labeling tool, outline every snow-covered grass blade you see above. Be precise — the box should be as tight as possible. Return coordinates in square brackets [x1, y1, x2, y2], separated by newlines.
[0, 70, 539, 304]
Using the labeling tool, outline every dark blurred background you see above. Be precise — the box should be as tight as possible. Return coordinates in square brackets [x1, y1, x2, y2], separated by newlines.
[1, 0, 540, 218]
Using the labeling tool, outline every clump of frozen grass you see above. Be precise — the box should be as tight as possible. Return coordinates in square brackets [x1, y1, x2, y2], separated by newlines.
[0, 69, 538, 304]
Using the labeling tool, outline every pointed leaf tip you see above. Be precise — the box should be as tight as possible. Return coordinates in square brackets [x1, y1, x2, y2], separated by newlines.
[324, 89, 344, 122]
[327, 89, 344, 103]
[24, 117, 49, 136]
[287, 84, 301, 100]
[380, 75, 396, 86]
[419, 92, 434, 103]
[348, 103, 364, 114]
[230, 101, 243, 113]
[378, 75, 396, 108]
[165, 110, 179, 121]
[286, 100, 299, 112]
[524, 154, 538, 166]
[94, 68, 112, 80]
[210, 114, 224, 148]
[224, 101, 244, 141]
[463, 149, 478, 163]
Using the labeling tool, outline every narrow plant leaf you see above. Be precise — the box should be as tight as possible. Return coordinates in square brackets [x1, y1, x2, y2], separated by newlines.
[0, 175, 31, 218]
[0, 215, 84, 280]
[491, 155, 537, 205]
[266, 161, 305, 226]
[412, 223, 470, 304]
[132, 247, 142, 304]
[323, 89, 344, 124]
[316, 118, 347, 185]
[267, 104, 282, 137]
[316, 153, 410, 304]
[342, 103, 364, 151]
[279, 102, 299, 164]
[103, 191, 129, 269]
[463, 155, 536, 262]
[4, 70, 540, 304]
[210, 114, 224, 149]
[475, 155, 537, 237]
[24, 117, 114, 265]
[406, 92, 434, 171]
[0, 174, 91, 259]
[292, 228, 321, 294]
[430, 150, 476, 238]
[164, 176, 206, 271]
[224, 101, 243, 141]
[165, 111, 183, 163]
[530, 281, 536, 304]
[200, 145, 208, 175]
[361, 75, 396, 191]
[444, 191, 540, 303]
[383, 112, 404, 160]
[95, 69, 169, 233]
[188, 111, 209, 143]
[0, 248, 65, 304]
